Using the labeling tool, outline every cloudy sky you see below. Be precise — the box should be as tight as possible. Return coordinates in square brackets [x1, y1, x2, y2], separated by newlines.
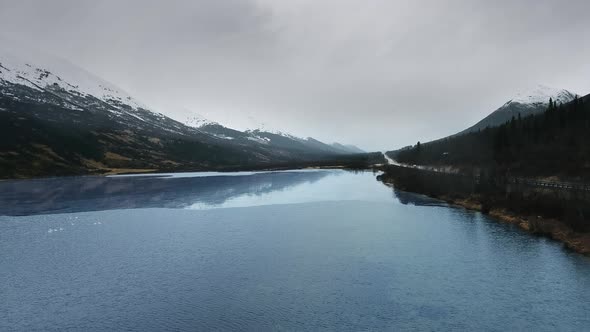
[1, 0, 589, 150]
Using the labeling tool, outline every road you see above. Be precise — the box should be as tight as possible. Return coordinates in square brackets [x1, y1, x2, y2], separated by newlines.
[381, 152, 397, 165]
[381, 153, 590, 192]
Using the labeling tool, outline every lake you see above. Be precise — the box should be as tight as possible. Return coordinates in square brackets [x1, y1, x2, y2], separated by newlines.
[1, 170, 589, 331]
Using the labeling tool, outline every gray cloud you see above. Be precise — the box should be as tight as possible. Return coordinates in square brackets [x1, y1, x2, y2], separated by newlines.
[1, 0, 589, 150]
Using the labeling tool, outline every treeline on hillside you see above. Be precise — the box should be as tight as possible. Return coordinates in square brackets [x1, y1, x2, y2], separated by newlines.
[392, 95, 590, 179]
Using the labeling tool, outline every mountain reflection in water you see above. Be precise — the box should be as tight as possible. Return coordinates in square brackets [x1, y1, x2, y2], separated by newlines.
[0, 171, 329, 216]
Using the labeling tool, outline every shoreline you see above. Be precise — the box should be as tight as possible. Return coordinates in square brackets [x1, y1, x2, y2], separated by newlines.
[0, 152, 386, 181]
[379, 178, 590, 256]
[446, 196, 590, 256]
[0, 163, 372, 182]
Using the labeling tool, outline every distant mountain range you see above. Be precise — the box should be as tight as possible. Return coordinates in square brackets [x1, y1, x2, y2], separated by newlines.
[182, 112, 364, 155]
[0, 42, 364, 178]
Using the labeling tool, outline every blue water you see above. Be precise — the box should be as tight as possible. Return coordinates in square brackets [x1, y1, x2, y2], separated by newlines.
[1, 170, 589, 331]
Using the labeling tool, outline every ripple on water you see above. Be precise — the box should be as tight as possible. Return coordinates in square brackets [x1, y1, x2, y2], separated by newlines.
[0, 171, 589, 331]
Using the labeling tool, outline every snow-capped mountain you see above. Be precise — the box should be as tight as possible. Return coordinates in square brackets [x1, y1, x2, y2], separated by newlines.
[460, 85, 578, 134]
[0, 41, 368, 178]
[238, 115, 365, 154]
[0, 41, 146, 111]
[0, 40, 198, 138]
[508, 85, 576, 105]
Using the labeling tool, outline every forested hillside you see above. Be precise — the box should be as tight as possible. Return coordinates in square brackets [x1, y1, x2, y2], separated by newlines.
[390, 94, 590, 179]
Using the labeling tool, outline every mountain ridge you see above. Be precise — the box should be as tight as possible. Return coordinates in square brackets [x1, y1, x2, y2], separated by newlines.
[182, 111, 364, 155]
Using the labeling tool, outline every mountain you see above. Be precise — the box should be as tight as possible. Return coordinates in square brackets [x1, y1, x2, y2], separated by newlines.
[0, 42, 368, 178]
[183, 112, 364, 156]
[389, 91, 590, 179]
[387, 85, 579, 162]
[460, 85, 577, 134]
[330, 143, 365, 154]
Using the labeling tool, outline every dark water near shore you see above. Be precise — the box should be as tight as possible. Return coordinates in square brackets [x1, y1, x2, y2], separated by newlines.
[1, 170, 589, 331]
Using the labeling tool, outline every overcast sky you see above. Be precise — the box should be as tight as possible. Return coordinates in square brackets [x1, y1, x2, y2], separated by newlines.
[1, 0, 589, 150]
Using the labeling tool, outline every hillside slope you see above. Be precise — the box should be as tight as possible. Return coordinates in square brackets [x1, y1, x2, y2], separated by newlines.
[389, 93, 590, 179]
[0, 43, 367, 178]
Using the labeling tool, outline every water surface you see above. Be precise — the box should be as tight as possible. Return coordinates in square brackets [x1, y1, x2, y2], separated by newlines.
[1, 170, 589, 331]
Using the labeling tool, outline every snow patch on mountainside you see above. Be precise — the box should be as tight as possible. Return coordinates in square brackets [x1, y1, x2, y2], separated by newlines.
[184, 112, 217, 128]
[247, 135, 271, 144]
[458, 84, 579, 135]
[0, 39, 147, 111]
[504, 85, 577, 107]
[234, 114, 301, 140]
[246, 128, 302, 141]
